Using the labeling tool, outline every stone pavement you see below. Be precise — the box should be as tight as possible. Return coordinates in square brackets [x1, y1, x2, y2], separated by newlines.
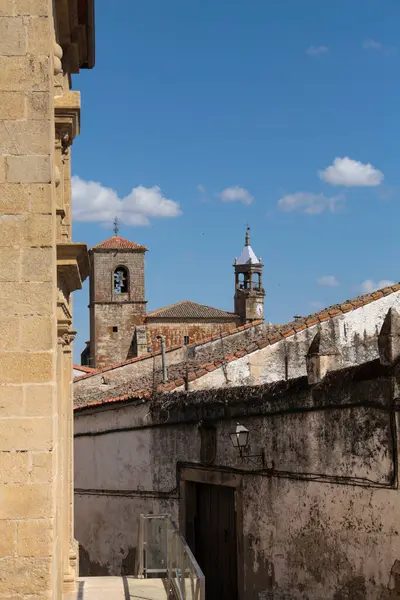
[64, 577, 169, 600]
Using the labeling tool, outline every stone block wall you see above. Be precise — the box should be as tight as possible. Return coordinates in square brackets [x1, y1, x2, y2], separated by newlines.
[0, 2, 58, 596]
[146, 319, 240, 352]
[92, 303, 144, 369]
[89, 248, 147, 367]
[90, 249, 146, 304]
[0, 0, 92, 596]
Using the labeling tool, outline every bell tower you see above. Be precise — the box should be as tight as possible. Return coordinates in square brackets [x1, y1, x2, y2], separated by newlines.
[84, 222, 149, 368]
[234, 227, 265, 323]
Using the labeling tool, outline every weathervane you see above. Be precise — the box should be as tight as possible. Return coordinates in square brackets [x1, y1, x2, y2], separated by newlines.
[113, 216, 119, 236]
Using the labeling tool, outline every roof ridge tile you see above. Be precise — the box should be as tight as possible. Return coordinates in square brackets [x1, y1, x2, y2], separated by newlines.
[92, 236, 148, 251]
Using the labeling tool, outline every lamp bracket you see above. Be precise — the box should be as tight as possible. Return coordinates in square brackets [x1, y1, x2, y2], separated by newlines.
[238, 448, 265, 468]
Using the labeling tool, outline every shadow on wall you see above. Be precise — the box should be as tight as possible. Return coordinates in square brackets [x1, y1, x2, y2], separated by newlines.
[79, 545, 108, 576]
[78, 544, 137, 577]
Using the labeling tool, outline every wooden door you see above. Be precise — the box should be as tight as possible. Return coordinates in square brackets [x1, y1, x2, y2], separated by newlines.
[189, 482, 238, 600]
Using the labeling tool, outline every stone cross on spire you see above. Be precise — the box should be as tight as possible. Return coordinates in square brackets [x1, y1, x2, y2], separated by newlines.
[113, 216, 119, 236]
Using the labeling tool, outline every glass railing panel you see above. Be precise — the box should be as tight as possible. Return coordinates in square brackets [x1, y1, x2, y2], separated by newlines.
[136, 513, 205, 600]
[145, 515, 168, 577]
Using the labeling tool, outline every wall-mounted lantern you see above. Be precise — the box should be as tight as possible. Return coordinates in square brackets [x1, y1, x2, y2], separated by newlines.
[229, 423, 250, 452]
[229, 423, 265, 467]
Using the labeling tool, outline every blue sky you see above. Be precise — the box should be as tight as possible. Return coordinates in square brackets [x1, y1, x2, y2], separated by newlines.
[71, 0, 400, 361]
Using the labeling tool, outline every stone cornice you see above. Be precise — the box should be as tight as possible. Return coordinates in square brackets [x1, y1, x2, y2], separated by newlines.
[55, 0, 95, 72]
[57, 242, 89, 293]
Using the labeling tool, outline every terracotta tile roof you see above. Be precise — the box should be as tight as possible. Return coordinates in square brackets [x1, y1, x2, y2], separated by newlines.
[73, 281, 400, 411]
[91, 236, 148, 251]
[75, 391, 152, 411]
[146, 300, 238, 320]
[73, 320, 263, 383]
[73, 364, 96, 374]
[73, 343, 184, 382]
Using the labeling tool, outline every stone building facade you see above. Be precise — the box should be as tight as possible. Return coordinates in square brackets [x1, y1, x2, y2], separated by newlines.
[82, 229, 260, 368]
[0, 0, 94, 597]
[74, 283, 400, 598]
[74, 337, 400, 599]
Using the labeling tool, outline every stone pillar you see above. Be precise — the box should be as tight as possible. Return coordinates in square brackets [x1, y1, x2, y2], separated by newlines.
[60, 330, 77, 593]
[57, 244, 89, 590]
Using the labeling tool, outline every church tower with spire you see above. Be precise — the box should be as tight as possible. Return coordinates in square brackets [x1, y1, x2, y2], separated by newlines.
[84, 219, 149, 368]
[234, 227, 265, 323]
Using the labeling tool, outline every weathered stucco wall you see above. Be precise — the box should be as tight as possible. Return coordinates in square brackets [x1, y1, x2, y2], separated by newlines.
[186, 291, 400, 392]
[75, 402, 193, 574]
[74, 360, 400, 599]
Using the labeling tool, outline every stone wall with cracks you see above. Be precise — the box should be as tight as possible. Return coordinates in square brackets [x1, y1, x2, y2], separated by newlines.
[74, 357, 400, 599]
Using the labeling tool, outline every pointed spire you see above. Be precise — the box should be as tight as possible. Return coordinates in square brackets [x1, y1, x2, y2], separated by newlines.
[113, 216, 119, 236]
[245, 225, 250, 246]
[236, 226, 260, 265]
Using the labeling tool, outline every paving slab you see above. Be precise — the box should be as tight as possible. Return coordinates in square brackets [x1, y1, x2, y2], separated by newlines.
[64, 576, 169, 600]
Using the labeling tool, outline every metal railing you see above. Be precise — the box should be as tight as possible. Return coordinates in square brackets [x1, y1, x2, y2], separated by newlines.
[136, 514, 205, 600]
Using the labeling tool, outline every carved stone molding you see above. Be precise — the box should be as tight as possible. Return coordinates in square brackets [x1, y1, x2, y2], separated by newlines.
[54, 41, 63, 75]
[54, 91, 81, 145]
[61, 131, 71, 154]
[61, 330, 77, 346]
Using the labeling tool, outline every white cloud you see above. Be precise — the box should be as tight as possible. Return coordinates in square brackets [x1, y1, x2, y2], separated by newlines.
[197, 184, 206, 194]
[360, 279, 395, 294]
[319, 157, 384, 187]
[278, 191, 343, 215]
[71, 176, 182, 226]
[362, 40, 396, 55]
[362, 39, 382, 50]
[317, 275, 340, 287]
[218, 186, 254, 205]
[306, 45, 329, 56]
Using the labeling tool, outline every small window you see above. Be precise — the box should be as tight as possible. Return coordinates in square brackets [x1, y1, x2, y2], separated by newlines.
[113, 267, 128, 294]
[112, 326, 118, 333]
[184, 335, 190, 346]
